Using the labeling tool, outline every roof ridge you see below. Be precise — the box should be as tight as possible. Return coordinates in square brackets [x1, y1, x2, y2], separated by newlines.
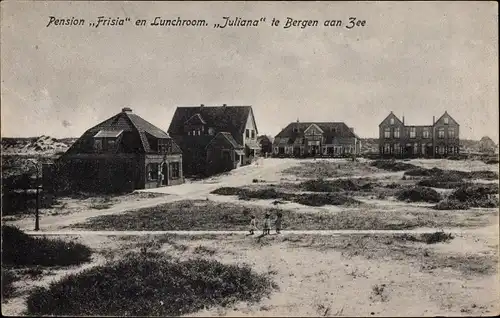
[124, 112, 147, 152]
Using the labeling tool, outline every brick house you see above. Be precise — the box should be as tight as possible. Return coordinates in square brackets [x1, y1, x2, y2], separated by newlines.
[378, 111, 460, 158]
[167, 104, 260, 176]
[52, 107, 184, 193]
[272, 121, 360, 157]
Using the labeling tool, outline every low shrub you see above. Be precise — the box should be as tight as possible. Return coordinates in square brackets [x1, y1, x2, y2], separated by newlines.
[293, 193, 361, 207]
[420, 231, 454, 244]
[2, 269, 18, 299]
[396, 186, 442, 203]
[2, 225, 92, 267]
[371, 160, 417, 171]
[300, 178, 372, 192]
[433, 199, 470, 210]
[484, 158, 499, 165]
[385, 183, 400, 189]
[405, 167, 498, 180]
[396, 231, 454, 244]
[211, 187, 243, 196]
[449, 184, 499, 208]
[26, 255, 277, 316]
[417, 177, 464, 189]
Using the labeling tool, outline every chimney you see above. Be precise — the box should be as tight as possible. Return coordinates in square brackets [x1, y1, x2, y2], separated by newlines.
[200, 104, 204, 107]
[122, 107, 132, 113]
[433, 116, 435, 125]
[222, 103, 227, 107]
[402, 116, 405, 125]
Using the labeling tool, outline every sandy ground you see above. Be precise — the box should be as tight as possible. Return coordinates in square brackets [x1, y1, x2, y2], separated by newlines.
[2, 158, 499, 316]
[3, 228, 497, 317]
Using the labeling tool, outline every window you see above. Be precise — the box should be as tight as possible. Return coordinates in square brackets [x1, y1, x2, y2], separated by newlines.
[147, 163, 159, 181]
[188, 131, 191, 136]
[246, 129, 250, 138]
[251, 130, 255, 139]
[383, 143, 391, 154]
[158, 139, 171, 154]
[414, 143, 418, 154]
[93, 140, 103, 152]
[410, 127, 416, 139]
[394, 127, 400, 138]
[421, 144, 426, 155]
[438, 127, 445, 138]
[444, 117, 449, 125]
[439, 146, 445, 154]
[423, 128, 429, 139]
[170, 162, 180, 179]
[394, 143, 400, 154]
[192, 130, 196, 136]
[208, 128, 215, 135]
[384, 127, 390, 138]
[448, 128, 455, 138]
[293, 128, 299, 133]
[390, 118, 394, 125]
[93, 138, 117, 152]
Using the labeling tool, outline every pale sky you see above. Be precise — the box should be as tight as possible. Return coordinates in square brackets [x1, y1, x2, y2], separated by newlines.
[1, 1, 498, 141]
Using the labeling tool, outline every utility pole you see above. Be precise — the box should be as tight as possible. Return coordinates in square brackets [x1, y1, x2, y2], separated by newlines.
[28, 159, 40, 231]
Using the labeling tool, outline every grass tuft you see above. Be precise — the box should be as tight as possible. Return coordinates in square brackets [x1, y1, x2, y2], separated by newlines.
[25, 255, 277, 316]
[2, 225, 92, 267]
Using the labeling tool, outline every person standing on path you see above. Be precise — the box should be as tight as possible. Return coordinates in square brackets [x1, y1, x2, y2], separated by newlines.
[275, 212, 283, 234]
[263, 213, 271, 235]
[249, 215, 257, 235]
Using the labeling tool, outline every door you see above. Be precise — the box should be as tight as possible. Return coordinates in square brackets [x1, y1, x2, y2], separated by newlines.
[162, 163, 169, 186]
[222, 150, 232, 171]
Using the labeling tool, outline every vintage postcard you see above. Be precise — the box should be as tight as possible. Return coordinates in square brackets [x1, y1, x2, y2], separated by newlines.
[1, 1, 498, 316]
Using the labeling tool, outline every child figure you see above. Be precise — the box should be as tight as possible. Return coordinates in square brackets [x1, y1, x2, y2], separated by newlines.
[249, 215, 257, 235]
[275, 212, 283, 234]
[263, 213, 271, 235]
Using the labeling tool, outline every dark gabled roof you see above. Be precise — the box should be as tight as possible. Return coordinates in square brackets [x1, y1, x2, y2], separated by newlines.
[434, 111, 460, 127]
[275, 122, 357, 140]
[168, 105, 255, 144]
[206, 132, 244, 150]
[379, 112, 404, 127]
[185, 113, 207, 125]
[64, 109, 180, 155]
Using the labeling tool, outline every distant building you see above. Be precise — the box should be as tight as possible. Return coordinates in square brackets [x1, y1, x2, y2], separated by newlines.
[378, 111, 460, 158]
[257, 135, 273, 156]
[479, 136, 497, 154]
[272, 121, 360, 157]
[52, 107, 184, 193]
[167, 104, 260, 176]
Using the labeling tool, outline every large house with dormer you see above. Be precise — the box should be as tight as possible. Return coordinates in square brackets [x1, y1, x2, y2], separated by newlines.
[273, 121, 361, 157]
[378, 111, 460, 158]
[49, 107, 184, 193]
[167, 104, 260, 176]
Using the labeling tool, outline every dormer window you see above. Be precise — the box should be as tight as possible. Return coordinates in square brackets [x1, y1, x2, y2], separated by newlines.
[251, 130, 255, 139]
[93, 130, 122, 152]
[331, 128, 336, 133]
[390, 118, 395, 125]
[293, 128, 299, 133]
[444, 117, 449, 125]
[208, 127, 215, 135]
[158, 139, 171, 154]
